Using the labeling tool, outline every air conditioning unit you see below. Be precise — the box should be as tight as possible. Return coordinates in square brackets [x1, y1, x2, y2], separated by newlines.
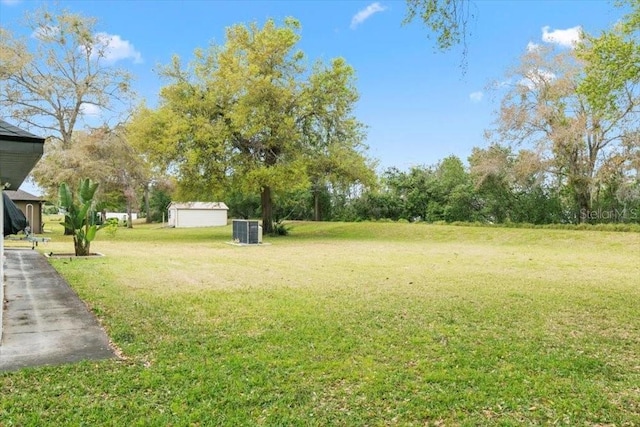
[232, 219, 262, 244]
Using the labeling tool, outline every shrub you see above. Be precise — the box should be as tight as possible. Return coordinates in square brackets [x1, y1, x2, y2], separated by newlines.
[43, 204, 59, 215]
[271, 220, 290, 236]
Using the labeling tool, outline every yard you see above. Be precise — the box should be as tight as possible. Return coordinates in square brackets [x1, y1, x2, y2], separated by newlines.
[1, 220, 639, 425]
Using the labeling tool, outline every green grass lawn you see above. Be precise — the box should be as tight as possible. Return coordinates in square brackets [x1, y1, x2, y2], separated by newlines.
[2, 220, 639, 425]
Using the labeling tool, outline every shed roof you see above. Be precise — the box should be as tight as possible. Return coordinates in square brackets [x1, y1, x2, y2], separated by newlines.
[0, 120, 45, 189]
[4, 189, 43, 202]
[168, 202, 229, 210]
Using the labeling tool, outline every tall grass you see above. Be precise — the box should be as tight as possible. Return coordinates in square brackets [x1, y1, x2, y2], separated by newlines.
[1, 220, 639, 425]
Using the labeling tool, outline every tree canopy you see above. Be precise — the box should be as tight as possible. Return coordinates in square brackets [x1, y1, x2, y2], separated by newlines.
[31, 125, 148, 222]
[0, 6, 134, 146]
[128, 18, 374, 233]
[488, 32, 639, 221]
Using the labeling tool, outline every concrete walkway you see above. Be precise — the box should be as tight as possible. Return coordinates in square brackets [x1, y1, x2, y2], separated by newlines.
[0, 249, 115, 371]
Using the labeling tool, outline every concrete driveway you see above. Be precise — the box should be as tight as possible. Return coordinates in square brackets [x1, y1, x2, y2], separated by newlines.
[0, 249, 115, 371]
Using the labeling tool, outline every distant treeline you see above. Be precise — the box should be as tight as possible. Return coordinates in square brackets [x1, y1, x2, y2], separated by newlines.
[139, 154, 639, 227]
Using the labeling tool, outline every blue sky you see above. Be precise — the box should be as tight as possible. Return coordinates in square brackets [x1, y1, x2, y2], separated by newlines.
[0, 0, 627, 189]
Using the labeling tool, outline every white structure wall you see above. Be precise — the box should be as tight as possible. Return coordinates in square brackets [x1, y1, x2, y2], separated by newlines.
[105, 212, 138, 222]
[168, 202, 228, 228]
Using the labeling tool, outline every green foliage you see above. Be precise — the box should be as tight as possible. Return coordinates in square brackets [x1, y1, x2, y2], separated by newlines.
[355, 190, 405, 222]
[129, 19, 371, 235]
[58, 178, 104, 256]
[102, 218, 119, 238]
[147, 185, 173, 223]
[577, 30, 640, 116]
[302, 58, 377, 221]
[577, 0, 640, 115]
[355, 156, 480, 223]
[271, 219, 291, 236]
[226, 189, 261, 220]
[273, 188, 314, 221]
[43, 204, 59, 215]
[404, 0, 473, 51]
[343, 145, 638, 225]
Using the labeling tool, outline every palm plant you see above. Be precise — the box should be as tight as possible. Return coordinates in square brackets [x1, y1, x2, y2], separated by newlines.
[58, 178, 102, 256]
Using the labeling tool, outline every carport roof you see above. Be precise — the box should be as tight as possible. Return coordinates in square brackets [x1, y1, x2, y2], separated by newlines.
[0, 120, 45, 190]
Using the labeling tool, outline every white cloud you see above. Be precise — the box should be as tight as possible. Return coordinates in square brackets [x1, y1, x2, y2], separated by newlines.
[1, 0, 22, 5]
[541, 26, 582, 48]
[526, 41, 541, 52]
[351, 2, 386, 30]
[469, 91, 483, 103]
[80, 103, 101, 117]
[93, 32, 143, 64]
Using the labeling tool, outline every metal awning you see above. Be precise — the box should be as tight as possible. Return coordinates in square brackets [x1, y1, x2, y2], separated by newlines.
[1, 120, 44, 341]
[0, 120, 45, 190]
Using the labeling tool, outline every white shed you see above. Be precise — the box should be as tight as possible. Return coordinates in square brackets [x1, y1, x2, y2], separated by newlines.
[167, 202, 229, 228]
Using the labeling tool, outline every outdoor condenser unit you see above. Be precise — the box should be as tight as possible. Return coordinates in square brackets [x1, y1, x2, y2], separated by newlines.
[232, 219, 262, 244]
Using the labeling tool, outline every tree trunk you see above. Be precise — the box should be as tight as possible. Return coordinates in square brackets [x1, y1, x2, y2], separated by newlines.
[570, 175, 592, 223]
[261, 186, 273, 234]
[314, 189, 321, 221]
[577, 191, 591, 223]
[126, 199, 133, 229]
[74, 237, 90, 256]
[144, 184, 151, 223]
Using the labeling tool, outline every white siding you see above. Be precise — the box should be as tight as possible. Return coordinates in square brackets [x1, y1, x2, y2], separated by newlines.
[168, 203, 228, 228]
[105, 212, 138, 221]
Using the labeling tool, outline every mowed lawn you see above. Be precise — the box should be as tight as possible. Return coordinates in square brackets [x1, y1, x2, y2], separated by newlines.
[2, 221, 639, 425]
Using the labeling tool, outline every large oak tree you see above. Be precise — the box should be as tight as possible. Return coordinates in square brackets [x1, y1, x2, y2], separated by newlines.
[129, 18, 372, 233]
